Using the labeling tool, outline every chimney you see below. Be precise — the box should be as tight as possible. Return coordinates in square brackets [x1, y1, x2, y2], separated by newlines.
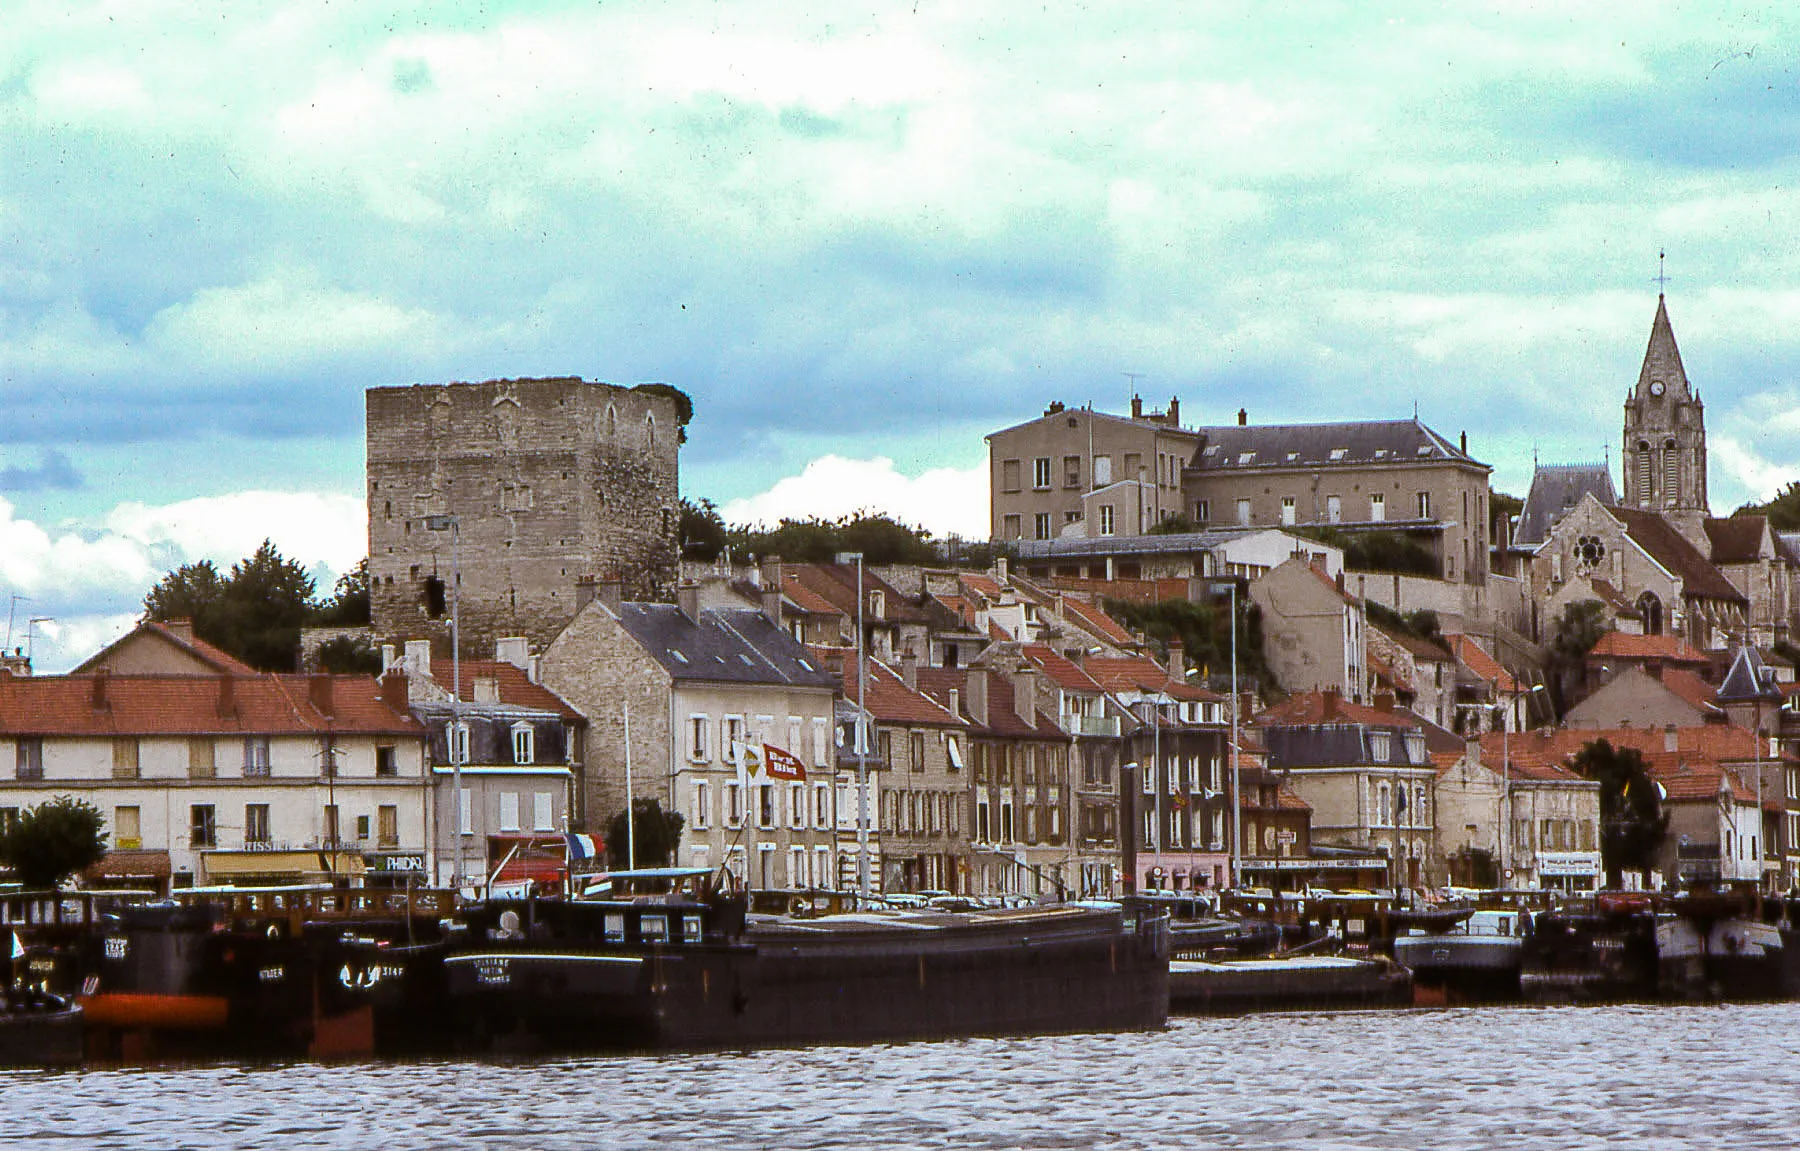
[1664, 723, 1679, 753]
[1237, 408, 1248, 427]
[308, 674, 335, 718]
[598, 576, 624, 613]
[495, 637, 530, 670]
[1459, 430, 1468, 455]
[1464, 737, 1481, 765]
[677, 581, 701, 622]
[380, 644, 397, 674]
[1374, 691, 1395, 713]
[378, 668, 409, 713]
[760, 556, 783, 591]
[1167, 640, 1185, 684]
[949, 687, 961, 717]
[473, 676, 501, 704]
[217, 674, 236, 718]
[1322, 687, 1341, 721]
[902, 648, 919, 691]
[90, 667, 110, 711]
[1645, 658, 1664, 682]
[996, 556, 1010, 585]
[164, 618, 195, 643]
[1167, 396, 1180, 427]
[1131, 395, 1143, 419]
[966, 670, 991, 726]
[1012, 667, 1039, 726]
[404, 640, 432, 678]
[761, 584, 783, 629]
[575, 576, 598, 612]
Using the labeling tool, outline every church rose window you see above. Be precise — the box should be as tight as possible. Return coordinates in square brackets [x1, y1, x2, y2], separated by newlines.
[1575, 535, 1605, 568]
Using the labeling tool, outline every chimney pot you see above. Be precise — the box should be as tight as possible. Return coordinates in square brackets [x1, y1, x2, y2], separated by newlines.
[378, 668, 409, 713]
[91, 667, 110, 711]
[1237, 408, 1248, 427]
[309, 674, 335, 718]
[1168, 396, 1180, 427]
[1322, 687, 1340, 721]
[902, 648, 920, 691]
[1166, 640, 1185, 684]
[1131, 395, 1143, 419]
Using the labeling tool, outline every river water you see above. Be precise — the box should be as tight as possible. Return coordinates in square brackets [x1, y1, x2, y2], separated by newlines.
[4, 1004, 1796, 1149]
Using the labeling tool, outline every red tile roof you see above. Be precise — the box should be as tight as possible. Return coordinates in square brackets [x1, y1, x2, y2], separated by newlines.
[0, 672, 420, 736]
[73, 620, 260, 677]
[428, 659, 583, 720]
[1055, 596, 1138, 647]
[960, 574, 1004, 601]
[913, 667, 1062, 738]
[808, 647, 964, 728]
[1588, 631, 1710, 664]
[1658, 667, 1722, 715]
[1484, 725, 1783, 803]
[1081, 655, 1218, 702]
[780, 575, 844, 617]
[1256, 690, 1421, 729]
[1020, 645, 1105, 693]
[1444, 634, 1518, 693]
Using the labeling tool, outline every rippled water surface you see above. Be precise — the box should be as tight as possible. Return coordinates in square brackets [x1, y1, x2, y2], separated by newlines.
[6, 1005, 1799, 1149]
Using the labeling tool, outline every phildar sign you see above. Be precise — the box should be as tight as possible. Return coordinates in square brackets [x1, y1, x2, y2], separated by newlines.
[762, 743, 807, 782]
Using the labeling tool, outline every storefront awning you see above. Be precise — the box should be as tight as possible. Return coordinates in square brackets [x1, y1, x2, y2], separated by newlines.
[202, 850, 368, 879]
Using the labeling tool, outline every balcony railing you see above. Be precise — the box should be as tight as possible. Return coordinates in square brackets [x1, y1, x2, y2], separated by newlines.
[1071, 716, 1122, 738]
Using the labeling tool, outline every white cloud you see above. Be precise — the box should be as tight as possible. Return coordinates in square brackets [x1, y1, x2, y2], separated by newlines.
[143, 276, 445, 370]
[720, 455, 989, 540]
[103, 490, 366, 574]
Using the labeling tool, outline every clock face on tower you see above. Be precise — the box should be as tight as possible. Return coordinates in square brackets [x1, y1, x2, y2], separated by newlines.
[1649, 380, 1665, 397]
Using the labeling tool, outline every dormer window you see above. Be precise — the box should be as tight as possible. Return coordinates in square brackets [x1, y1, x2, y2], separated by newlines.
[1237, 451, 1256, 465]
[1328, 448, 1347, 461]
[512, 722, 535, 765]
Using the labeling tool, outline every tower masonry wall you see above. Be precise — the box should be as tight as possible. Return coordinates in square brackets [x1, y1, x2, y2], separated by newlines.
[367, 377, 680, 656]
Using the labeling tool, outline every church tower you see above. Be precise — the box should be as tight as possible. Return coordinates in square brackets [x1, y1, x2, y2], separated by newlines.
[1621, 294, 1708, 546]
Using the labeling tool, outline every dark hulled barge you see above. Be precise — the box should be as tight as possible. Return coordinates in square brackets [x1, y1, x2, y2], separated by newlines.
[443, 869, 1169, 1052]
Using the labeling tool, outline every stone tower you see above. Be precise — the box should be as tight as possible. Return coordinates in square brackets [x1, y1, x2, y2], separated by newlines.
[367, 377, 681, 657]
[1621, 295, 1708, 547]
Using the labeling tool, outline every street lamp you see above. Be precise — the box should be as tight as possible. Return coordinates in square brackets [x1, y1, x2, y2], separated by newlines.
[1500, 680, 1545, 887]
[425, 513, 464, 891]
[835, 550, 870, 897]
[1202, 577, 1244, 888]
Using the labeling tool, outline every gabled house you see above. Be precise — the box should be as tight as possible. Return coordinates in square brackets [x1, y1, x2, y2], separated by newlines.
[541, 583, 841, 888]
[1250, 557, 1368, 701]
[1437, 737, 1603, 891]
[0, 625, 427, 892]
[1257, 690, 1435, 888]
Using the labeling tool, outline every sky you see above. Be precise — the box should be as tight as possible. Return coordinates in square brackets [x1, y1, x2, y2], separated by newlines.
[7, 2, 1800, 671]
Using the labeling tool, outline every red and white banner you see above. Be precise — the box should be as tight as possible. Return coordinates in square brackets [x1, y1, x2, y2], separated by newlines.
[761, 742, 807, 781]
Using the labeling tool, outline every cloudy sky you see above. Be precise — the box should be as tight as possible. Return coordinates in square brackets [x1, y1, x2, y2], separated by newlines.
[6, 2, 1800, 670]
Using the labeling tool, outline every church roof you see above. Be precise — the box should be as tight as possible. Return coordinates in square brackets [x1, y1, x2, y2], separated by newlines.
[1636, 295, 1692, 401]
[1514, 464, 1618, 549]
[1610, 506, 1746, 604]
[1705, 516, 1771, 565]
[1186, 418, 1486, 474]
[1716, 644, 1784, 706]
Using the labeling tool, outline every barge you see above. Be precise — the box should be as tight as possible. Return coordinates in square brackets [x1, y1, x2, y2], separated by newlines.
[443, 869, 1169, 1052]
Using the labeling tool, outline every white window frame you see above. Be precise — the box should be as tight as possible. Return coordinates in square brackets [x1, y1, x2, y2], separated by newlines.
[1369, 492, 1385, 522]
[789, 782, 807, 830]
[689, 714, 711, 762]
[1280, 496, 1296, 526]
[511, 722, 534, 765]
[693, 780, 712, 830]
[814, 781, 832, 829]
[1033, 457, 1052, 490]
[1099, 505, 1115, 536]
[723, 716, 746, 765]
[724, 781, 743, 829]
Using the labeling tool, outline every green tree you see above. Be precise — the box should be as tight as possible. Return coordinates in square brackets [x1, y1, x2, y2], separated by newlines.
[1545, 599, 1608, 716]
[680, 498, 729, 562]
[1100, 595, 1269, 688]
[1570, 739, 1669, 886]
[605, 797, 686, 869]
[0, 796, 108, 890]
[315, 635, 384, 675]
[313, 559, 371, 626]
[838, 513, 938, 565]
[143, 540, 318, 672]
[1734, 480, 1800, 531]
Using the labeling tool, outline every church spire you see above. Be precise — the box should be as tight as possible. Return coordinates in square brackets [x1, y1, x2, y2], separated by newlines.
[1634, 293, 1691, 402]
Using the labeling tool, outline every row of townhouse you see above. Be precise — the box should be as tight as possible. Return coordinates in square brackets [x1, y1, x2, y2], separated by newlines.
[0, 620, 585, 894]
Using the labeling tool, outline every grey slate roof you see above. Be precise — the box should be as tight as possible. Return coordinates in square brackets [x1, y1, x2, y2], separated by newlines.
[614, 604, 840, 689]
[1715, 644, 1783, 705]
[1261, 724, 1430, 769]
[1014, 527, 1262, 560]
[1514, 464, 1618, 549]
[1186, 418, 1486, 473]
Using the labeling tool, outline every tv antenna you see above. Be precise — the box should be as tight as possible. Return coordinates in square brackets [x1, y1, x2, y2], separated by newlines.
[26, 617, 52, 662]
[5, 594, 26, 650]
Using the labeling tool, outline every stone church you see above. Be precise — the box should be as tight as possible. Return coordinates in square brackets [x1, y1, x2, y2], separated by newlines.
[1514, 295, 1799, 651]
